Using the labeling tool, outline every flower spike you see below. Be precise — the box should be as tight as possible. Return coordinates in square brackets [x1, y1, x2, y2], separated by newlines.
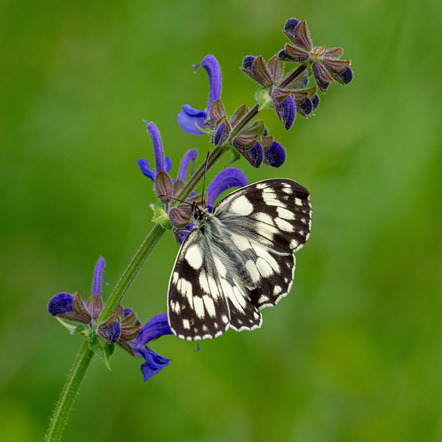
[48, 258, 172, 381]
[278, 17, 353, 93]
[178, 55, 222, 135]
[92, 256, 106, 296]
[177, 149, 198, 182]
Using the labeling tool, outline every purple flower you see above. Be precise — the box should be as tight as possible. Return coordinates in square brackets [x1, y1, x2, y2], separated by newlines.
[177, 55, 222, 134]
[264, 142, 286, 168]
[138, 121, 198, 206]
[206, 167, 248, 208]
[48, 258, 140, 345]
[48, 257, 108, 325]
[137, 121, 172, 183]
[48, 292, 75, 316]
[48, 259, 173, 381]
[276, 96, 296, 130]
[279, 18, 353, 93]
[134, 313, 173, 382]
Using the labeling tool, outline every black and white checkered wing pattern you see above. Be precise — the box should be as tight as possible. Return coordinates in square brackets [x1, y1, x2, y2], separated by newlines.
[168, 178, 312, 341]
[167, 227, 264, 341]
[214, 178, 312, 309]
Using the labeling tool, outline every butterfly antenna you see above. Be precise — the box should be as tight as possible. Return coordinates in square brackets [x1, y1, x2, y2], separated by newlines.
[200, 150, 211, 208]
[157, 195, 193, 206]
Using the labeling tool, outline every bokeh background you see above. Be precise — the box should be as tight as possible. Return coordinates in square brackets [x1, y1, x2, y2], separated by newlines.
[1, 0, 441, 441]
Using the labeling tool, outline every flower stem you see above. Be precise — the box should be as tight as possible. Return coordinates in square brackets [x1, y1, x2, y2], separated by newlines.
[279, 64, 307, 89]
[44, 340, 94, 442]
[228, 104, 259, 141]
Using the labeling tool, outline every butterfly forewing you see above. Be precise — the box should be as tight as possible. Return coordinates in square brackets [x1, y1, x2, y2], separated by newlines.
[168, 178, 312, 341]
[167, 231, 231, 340]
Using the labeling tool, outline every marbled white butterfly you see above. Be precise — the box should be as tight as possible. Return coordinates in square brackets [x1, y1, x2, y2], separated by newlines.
[168, 178, 312, 341]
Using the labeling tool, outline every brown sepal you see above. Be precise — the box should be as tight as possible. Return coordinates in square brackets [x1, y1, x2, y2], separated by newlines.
[324, 47, 344, 58]
[312, 62, 334, 91]
[172, 179, 185, 198]
[303, 86, 317, 98]
[294, 20, 312, 51]
[211, 117, 230, 146]
[121, 310, 138, 327]
[230, 105, 249, 128]
[243, 119, 265, 137]
[267, 55, 284, 84]
[233, 134, 259, 149]
[155, 171, 173, 203]
[119, 325, 141, 341]
[252, 56, 273, 87]
[260, 135, 274, 150]
[284, 43, 309, 62]
[117, 340, 136, 357]
[206, 99, 226, 129]
[73, 292, 92, 324]
[322, 58, 350, 73]
[272, 87, 291, 102]
[292, 91, 309, 103]
[86, 294, 103, 321]
[186, 192, 206, 206]
[169, 206, 192, 228]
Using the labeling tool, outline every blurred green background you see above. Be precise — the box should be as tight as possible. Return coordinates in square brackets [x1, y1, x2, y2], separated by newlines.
[1, 0, 441, 441]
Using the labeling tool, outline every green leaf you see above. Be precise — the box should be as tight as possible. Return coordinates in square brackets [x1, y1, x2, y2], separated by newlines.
[88, 329, 114, 370]
[55, 317, 88, 336]
[256, 88, 273, 111]
[225, 148, 241, 167]
[150, 203, 171, 229]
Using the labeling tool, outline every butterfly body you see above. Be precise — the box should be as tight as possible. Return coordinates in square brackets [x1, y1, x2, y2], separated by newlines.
[168, 179, 312, 341]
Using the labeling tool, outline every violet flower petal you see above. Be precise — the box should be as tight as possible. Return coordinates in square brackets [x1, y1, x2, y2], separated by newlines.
[48, 293, 75, 316]
[137, 158, 156, 182]
[136, 313, 173, 347]
[336, 67, 353, 84]
[297, 97, 313, 116]
[177, 55, 222, 134]
[206, 168, 248, 207]
[135, 313, 173, 382]
[177, 149, 198, 182]
[312, 94, 320, 111]
[103, 321, 121, 344]
[213, 122, 229, 146]
[264, 142, 286, 168]
[177, 105, 206, 135]
[197, 55, 222, 113]
[92, 257, 105, 296]
[242, 55, 256, 73]
[278, 96, 296, 130]
[164, 156, 173, 173]
[139, 347, 172, 382]
[284, 18, 300, 35]
[247, 142, 264, 168]
[144, 121, 166, 172]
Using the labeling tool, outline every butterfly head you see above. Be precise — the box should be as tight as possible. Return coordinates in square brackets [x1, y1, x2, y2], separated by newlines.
[191, 202, 209, 227]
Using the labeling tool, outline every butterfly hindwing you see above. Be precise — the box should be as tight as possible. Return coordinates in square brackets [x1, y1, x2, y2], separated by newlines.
[168, 178, 312, 341]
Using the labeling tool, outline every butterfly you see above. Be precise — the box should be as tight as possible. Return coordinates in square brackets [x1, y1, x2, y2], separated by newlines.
[167, 178, 312, 341]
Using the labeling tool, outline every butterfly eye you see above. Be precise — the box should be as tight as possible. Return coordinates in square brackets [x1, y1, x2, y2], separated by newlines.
[191, 203, 203, 221]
